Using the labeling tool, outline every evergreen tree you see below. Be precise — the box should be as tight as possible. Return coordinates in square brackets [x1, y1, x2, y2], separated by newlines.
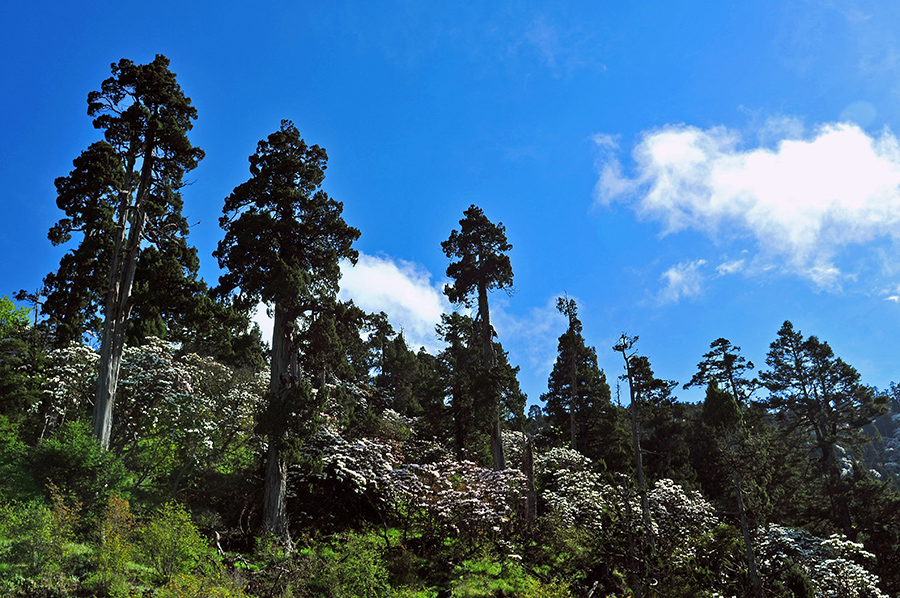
[684, 337, 757, 403]
[0, 297, 43, 428]
[541, 297, 621, 468]
[378, 332, 424, 416]
[214, 120, 360, 548]
[438, 312, 488, 461]
[702, 382, 763, 598]
[45, 55, 205, 449]
[760, 320, 888, 536]
[437, 312, 523, 464]
[442, 205, 514, 470]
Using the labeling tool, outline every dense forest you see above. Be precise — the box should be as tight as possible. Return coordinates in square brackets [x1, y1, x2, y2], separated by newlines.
[3, 55, 900, 598]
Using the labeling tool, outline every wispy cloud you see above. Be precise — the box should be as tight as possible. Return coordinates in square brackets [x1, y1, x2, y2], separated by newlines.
[596, 121, 900, 290]
[716, 259, 745, 276]
[659, 260, 707, 304]
[519, 15, 604, 76]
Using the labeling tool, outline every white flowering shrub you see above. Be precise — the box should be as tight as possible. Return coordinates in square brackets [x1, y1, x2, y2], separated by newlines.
[295, 423, 401, 498]
[756, 524, 888, 598]
[534, 447, 613, 533]
[648, 478, 718, 557]
[502, 430, 526, 470]
[38, 338, 266, 485]
[391, 458, 525, 547]
[39, 341, 99, 427]
[114, 338, 266, 470]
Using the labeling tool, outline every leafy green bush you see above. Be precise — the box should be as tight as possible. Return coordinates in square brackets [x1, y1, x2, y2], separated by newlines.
[28, 419, 127, 522]
[0, 415, 37, 502]
[248, 531, 391, 598]
[450, 550, 572, 598]
[89, 494, 136, 596]
[157, 570, 248, 598]
[140, 502, 208, 583]
[0, 485, 78, 577]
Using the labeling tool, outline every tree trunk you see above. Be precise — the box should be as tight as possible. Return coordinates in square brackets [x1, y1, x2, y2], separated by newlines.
[478, 281, 505, 471]
[569, 339, 577, 450]
[624, 492, 643, 598]
[94, 189, 147, 449]
[734, 468, 763, 598]
[629, 398, 652, 533]
[522, 434, 536, 524]
[93, 133, 156, 450]
[263, 440, 290, 548]
[263, 304, 297, 550]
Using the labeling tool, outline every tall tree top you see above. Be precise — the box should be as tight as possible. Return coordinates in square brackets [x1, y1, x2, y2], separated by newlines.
[685, 337, 756, 403]
[214, 120, 360, 312]
[441, 205, 513, 307]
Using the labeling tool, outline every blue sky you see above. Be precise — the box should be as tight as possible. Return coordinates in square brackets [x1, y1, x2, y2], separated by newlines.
[4, 0, 900, 405]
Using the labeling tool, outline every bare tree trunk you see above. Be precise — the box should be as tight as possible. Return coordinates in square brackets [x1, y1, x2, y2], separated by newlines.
[629, 398, 652, 532]
[569, 343, 577, 450]
[734, 469, 763, 598]
[478, 281, 505, 471]
[94, 192, 147, 449]
[522, 434, 536, 524]
[624, 490, 643, 598]
[94, 135, 155, 450]
[263, 304, 297, 550]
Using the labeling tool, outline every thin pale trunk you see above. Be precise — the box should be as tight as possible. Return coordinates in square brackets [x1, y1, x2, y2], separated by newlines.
[624, 491, 643, 598]
[94, 196, 147, 449]
[94, 135, 155, 450]
[618, 346, 653, 560]
[734, 468, 763, 598]
[522, 434, 536, 524]
[478, 281, 505, 471]
[569, 340, 577, 450]
[263, 304, 297, 550]
[629, 398, 651, 531]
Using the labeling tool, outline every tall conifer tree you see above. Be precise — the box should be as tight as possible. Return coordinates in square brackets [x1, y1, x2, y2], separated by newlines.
[46, 55, 204, 449]
[215, 120, 360, 548]
[442, 205, 513, 470]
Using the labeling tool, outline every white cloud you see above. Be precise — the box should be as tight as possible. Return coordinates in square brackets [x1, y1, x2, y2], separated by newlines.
[338, 253, 450, 353]
[251, 253, 450, 354]
[251, 304, 274, 349]
[716, 259, 745, 276]
[597, 121, 900, 289]
[659, 260, 707, 304]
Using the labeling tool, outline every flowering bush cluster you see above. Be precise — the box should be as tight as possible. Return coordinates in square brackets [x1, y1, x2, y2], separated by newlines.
[756, 524, 887, 598]
[39, 341, 99, 428]
[38, 339, 266, 482]
[648, 478, 718, 556]
[534, 447, 612, 533]
[391, 458, 525, 545]
[295, 423, 401, 500]
[501, 429, 527, 470]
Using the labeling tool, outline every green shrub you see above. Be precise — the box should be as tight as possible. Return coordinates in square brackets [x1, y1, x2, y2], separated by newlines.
[0, 415, 37, 502]
[28, 420, 127, 522]
[158, 570, 248, 598]
[141, 502, 208, 583]
[249, 531, 390, 598]
[450, 551, 572, 598]
[88, 493, 136, 595]
[0, 485, 78, 577]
